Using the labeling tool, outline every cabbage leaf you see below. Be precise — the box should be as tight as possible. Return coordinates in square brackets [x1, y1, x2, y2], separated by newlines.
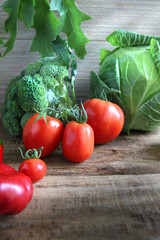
[90, 29, 160, 133]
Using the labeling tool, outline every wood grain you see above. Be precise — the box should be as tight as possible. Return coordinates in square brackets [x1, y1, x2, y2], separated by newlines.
[1, 112, 160, 240]
[1, 174, 160, 240]
[1, 0, 160, 239]
[1, 113, 160, 177]
[1, 0, 160, 105]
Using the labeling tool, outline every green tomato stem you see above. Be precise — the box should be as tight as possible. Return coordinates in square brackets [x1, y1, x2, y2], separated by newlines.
[18, 147, 43, 160]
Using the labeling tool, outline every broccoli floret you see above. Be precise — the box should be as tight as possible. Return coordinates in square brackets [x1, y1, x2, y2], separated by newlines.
[1, 101, 7, 116]
[40, 63, 68, 88]
[39, 64, 60, 89]
[5, 75, 21, 100]
[24, 61, 43, 75]
[3, 112, 22, 137]
[39, 62, 70, 104]
[6, 100, 24, 118]
[55, 65, 68, 82]
[1, 57, 74, 137]
[18, 74, 48, 112]
[41, 56, 64, 66]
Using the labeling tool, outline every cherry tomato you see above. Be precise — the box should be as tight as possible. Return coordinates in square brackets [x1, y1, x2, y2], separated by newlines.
[22, 113, 64, 157]
[62, 121, 94, 163]
[19, 158, 47, 183]
[83, 98, 124, 144]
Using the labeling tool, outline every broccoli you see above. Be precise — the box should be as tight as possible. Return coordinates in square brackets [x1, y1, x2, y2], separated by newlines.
[17, 74, 48, 112]
[1, 57, 75, 137]
[3, 112, 22, 137]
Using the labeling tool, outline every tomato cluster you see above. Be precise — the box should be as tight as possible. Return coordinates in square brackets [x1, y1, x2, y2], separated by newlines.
[0, 98, 124, 215]
[22, 98, 124, 163]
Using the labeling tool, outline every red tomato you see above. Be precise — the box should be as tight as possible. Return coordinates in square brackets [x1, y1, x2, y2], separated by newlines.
[19, 158, 47, 183]
[0, 163, 33, 215]
[62, 121, 94, 163]
[22, 113, 64, 157]
[0, 140, 3, 163]
[83, 98, 124, 144]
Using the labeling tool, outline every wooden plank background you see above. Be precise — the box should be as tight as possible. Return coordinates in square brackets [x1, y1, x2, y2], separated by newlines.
[1, 0, 160, 106]
[1, 114, 160, 239]
[1, 1, 160, 240]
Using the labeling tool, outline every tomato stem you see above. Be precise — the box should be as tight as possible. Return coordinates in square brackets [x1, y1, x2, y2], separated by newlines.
[33, 110, 48, 125]
[45, 102, 87, 124]
[77, 102, 87, 123]
[18, 147, 43, 160]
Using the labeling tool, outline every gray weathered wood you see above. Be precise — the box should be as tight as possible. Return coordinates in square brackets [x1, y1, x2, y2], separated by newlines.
[1, 0, 160, 104]
[1, 114, 160, 240]
[1, 1, 160, 239]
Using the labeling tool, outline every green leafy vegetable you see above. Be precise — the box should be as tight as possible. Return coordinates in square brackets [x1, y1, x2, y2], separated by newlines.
[150, 38, 160, 73]
[1, 0, 91, 59]
[52, 35, 77, 75]
[18, 0, 35, 30]
[2, 0, 20, 56]
[106, 29, 160, 47]
[30, 0, 61, 57]
[99, 48, 111, 64]
[90, 29, 160, 133]
[52, 35, 77, 104]
[0, 36, 3, 57]
[0, 20, 4, 55]
[50, 0, 91, 59]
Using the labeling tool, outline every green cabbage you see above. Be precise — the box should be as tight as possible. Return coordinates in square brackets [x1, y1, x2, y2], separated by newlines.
[90, 29, 160, 133]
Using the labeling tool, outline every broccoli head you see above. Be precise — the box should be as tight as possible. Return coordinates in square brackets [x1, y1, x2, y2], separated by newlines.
[1, 57, 74, 137]
[17, 74, 48, 112]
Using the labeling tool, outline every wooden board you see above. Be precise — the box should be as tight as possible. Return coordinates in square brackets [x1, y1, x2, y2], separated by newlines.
[1, 114, 160, 240]
[1, 0, 160, 105]
[1, 0, 160, 239]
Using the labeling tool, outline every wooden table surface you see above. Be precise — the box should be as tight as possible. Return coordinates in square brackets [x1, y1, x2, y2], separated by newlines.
[1, 113, 160, 240]
[1, 0, 160, 105]
[1, 0, 160, 239]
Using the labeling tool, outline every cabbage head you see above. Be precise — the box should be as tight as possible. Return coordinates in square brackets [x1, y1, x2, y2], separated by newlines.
[90, 29, 160, 133]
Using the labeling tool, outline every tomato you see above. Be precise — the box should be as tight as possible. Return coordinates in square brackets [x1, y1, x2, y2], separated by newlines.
[22, 113, 64, 157]
[19, 158, 47, 183]
[0, 140, 3, 163]
[83, 98, 124, 144]
[62, 121, 94, 163]
[0, 163, 33, 215]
